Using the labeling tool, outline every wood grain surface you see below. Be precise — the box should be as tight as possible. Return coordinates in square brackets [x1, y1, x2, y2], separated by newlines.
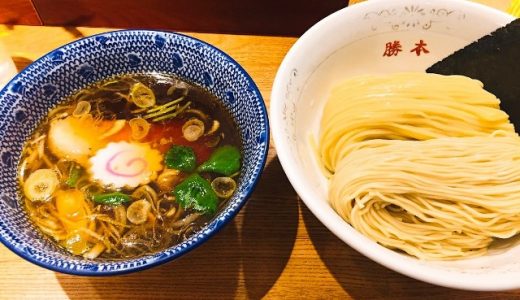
[0, 0, 41, 25]
[1, 25, 520, 300]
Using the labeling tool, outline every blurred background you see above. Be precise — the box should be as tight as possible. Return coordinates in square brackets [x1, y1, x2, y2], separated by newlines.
[0, 0, 513, 37]
[0, 0, 347, 36]
[0, 0, 516, 88]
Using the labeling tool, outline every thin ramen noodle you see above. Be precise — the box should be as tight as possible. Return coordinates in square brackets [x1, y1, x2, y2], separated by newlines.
[18, 73, 242, 260]
[319, 73, 520, 260]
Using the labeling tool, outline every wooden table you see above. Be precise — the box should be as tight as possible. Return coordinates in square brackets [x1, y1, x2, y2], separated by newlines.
[1, 25, 519, 300]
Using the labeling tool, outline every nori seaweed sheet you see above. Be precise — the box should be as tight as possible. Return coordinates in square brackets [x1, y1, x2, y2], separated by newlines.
[427, 19, 520, 128]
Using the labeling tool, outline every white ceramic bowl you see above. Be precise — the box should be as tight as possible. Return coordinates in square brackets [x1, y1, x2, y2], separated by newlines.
[271, 0, 519, 291]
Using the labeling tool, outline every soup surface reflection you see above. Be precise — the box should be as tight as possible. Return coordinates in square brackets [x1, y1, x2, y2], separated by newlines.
[18, 73, 241, 259]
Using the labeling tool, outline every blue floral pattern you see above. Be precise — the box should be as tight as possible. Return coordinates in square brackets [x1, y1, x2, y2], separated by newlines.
[0, 30, 268, 275]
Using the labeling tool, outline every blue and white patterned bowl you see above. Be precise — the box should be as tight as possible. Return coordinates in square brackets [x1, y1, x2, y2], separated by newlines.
[0, 30, 269, 275]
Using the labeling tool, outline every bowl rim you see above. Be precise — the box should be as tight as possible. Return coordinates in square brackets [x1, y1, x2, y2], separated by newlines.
[0, 29, 270, 276]
[270, 0, 518, 291]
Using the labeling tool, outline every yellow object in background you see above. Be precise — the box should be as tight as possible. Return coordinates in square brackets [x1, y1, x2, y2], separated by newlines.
[349, 0, 520, 17]
[348, 0, 365, 4]
[509, 0, 520, 17]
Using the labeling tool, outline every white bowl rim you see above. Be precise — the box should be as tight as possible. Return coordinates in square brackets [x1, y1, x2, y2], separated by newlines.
[271, 0, 518, 291]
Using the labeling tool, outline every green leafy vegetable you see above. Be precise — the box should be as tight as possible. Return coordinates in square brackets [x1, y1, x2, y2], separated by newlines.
[65, 164, 82, 187]
[93, 192, 131, 205]
[173, 174, 218, 214]
[165, 145, 197, 172]
[198, 145, 241, 176]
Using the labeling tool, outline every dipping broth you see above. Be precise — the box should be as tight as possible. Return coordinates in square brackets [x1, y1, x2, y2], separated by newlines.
[18, 73, 241, 259]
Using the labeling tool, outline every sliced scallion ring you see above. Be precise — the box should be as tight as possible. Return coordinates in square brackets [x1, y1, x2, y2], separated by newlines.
[211, 177, 237, 198]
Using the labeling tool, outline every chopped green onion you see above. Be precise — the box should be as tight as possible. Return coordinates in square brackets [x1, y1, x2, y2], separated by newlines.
[130, 83, 156, 108]
[92, 192, 131, 205]
[166, 85, 176, 96]
[146, 96, 185, 113]
[211, 177, 237, 198]
[143, 104, 179, 119]
[65, 164, 82, 187]
[152, 101, 191, 122]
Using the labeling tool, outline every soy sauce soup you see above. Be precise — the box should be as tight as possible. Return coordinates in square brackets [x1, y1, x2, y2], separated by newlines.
[18, 73, 241, 259]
